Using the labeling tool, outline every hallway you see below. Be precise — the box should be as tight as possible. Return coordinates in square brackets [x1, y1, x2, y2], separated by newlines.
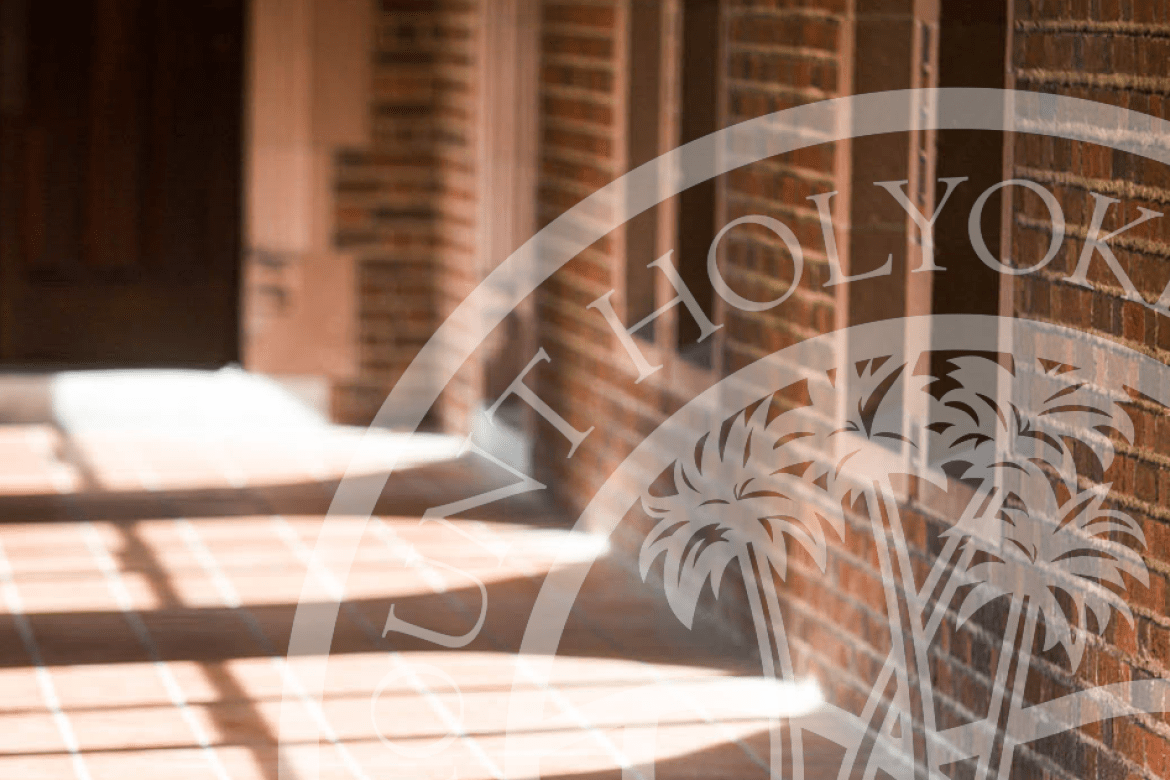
[0, 370, 831, 779]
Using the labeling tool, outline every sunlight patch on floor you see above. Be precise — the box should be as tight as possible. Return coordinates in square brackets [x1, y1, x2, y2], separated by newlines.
[0, 368, 465, 495]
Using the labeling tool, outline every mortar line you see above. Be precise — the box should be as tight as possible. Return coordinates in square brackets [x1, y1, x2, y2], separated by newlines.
[0, 537, 93, 780]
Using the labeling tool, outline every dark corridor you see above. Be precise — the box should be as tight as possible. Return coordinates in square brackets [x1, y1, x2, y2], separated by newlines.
[0, 0, 244, 367]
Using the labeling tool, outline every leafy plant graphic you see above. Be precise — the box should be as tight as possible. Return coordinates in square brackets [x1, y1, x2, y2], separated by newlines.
[951, 486, 1148, 780]
[928, 356, 1131, 533]
[638, 346, 1147, 780]
[822, 358, 945, 779]
[640, 399, 841, 780]
[842, 355, 1138, 778]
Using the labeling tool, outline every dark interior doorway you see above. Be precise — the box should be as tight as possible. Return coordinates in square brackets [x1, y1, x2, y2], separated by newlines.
[0, 0, 244, 368]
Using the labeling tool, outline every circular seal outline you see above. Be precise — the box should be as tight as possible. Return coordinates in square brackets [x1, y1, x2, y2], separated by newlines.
[279, 88, 1170, 779]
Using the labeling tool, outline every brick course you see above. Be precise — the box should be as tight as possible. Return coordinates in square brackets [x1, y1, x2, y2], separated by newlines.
[333, 0, 480, 427]
[1003, 3, 1170, 778]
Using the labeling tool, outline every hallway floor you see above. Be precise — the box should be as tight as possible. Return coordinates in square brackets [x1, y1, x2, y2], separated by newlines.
[0, 370, 839, 779]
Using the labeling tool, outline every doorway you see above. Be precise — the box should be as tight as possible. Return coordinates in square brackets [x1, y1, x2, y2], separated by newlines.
[0, 0, 244, 367]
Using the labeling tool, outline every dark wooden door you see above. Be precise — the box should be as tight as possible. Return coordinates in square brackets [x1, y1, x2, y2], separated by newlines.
[0, 0, 243, 367]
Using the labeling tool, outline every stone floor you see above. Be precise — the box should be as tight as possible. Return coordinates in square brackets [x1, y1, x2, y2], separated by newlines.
[0, 371, 841, 779]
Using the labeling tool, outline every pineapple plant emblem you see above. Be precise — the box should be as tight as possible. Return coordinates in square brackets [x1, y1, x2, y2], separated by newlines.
[639, 330, 1150, 780]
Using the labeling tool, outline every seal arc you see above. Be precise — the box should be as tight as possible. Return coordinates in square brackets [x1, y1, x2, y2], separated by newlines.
[506, 314, 1170, 779]
[278, 89, 1170, 780]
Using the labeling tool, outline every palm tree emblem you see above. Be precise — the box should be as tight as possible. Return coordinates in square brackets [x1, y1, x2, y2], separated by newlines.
[637, 343, 1150, 780]
[952, 486, 1147, 780]
[640, 399, 842, 780]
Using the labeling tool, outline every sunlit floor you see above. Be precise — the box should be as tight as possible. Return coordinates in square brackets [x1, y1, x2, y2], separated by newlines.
[0, 370, 838, 779]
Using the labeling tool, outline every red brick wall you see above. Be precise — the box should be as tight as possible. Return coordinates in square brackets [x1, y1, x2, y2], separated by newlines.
[527, 0, 853, 645]
[333, 0, 480, 427]
[532, 0, 625, 507]
[530, 0, 736, 645]
[531, 0, 849, 489]
[719, 0, 886, 725]
[431, 1, 483, 434]
[721, 0, 842, 368]
[1002, 2, 1170, 777]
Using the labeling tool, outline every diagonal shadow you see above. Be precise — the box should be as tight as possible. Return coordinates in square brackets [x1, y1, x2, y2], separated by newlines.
[4, 563, 756, 673]
[0, 422, 780, 779]
[515, 726, 853, 780]
[0, 464, 565, 527]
